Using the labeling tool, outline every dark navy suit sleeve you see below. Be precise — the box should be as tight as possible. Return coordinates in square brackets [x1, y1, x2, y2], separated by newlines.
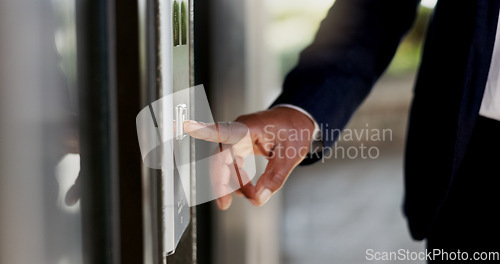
[271, 0, 420, 163]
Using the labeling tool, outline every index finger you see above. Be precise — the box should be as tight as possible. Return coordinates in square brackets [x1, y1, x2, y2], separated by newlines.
[183, 120, 249, 145]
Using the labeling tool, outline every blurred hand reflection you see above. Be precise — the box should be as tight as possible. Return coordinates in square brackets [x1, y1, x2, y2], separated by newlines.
[62, 114, 80, 206]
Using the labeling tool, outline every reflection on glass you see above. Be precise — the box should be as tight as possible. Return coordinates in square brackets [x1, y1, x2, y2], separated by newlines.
[181, 1, 187, 45]
[173, 0, 180, 46]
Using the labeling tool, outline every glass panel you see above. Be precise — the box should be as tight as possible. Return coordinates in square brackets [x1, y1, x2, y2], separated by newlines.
[0, 0, 82, 263]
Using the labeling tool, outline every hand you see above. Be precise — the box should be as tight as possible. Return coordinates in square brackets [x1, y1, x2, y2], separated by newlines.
[183, 107, 315, 210]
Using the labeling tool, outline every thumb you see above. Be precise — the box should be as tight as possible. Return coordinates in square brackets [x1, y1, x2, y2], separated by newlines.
[252, 142, 301, 206]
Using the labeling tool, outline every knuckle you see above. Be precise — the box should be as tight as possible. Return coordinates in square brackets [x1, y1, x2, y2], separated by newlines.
[268, 170, 287, 190]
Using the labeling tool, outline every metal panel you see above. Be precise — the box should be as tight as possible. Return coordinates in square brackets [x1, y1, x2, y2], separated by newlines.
[139, 0, 196, 262]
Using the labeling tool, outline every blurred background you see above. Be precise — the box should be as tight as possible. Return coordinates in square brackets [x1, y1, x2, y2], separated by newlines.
[0, 0, 436, 263]
[274, 1, 433, 263]
[210, 1, 434, 263]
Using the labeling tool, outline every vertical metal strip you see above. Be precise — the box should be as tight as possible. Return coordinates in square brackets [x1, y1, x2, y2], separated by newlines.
[192, 1, 213, 263]
[139, 0, 164, 262]
[189, 2, 198, 263]
[76, 0, 121, 262]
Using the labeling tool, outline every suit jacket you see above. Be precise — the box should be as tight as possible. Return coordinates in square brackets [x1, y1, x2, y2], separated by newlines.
[271, 0, 500, 240]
